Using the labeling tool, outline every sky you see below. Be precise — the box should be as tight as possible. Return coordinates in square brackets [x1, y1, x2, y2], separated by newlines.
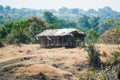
[0, 0, 120, 11]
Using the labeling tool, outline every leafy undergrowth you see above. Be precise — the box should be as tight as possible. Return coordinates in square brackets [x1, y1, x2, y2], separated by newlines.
[79, 62, 120, 80]
[79, 44, 120, 80]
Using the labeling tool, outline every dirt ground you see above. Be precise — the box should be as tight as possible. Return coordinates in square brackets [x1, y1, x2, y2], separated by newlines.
[0, 44, 119, 80]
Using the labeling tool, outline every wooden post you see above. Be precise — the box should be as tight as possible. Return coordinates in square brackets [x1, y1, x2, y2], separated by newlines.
[55, 37, 57, 47]
[66, 36, 68, 47]
[65, 36, 67, 47]
[57, 37, 59, 47]
[45, 37, 47, 47]
[49, 37, 51, 48]
[53, 37, 55, 47]
[62, 36, 63, 47]
[72, 36, 75, 47]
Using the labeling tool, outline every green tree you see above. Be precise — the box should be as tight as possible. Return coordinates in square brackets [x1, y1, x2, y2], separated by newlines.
[87, 29, 99, 44]
[87, 45, 101, 67]
[0, 22, 13, 39]
[43, 11, 57, 24]
[27, 16, 47, 43]
[0, 5, 3, 12]
[100, 19, 120, 44]
[89, 16, 100, 31]
[0, 16, 47, 44]
[79, 15, 100, 32]
[79, 15, 90, 30]
[43, 11, 60, 29]
[58, 7, 69, 14]
[4, 21, 29, 44]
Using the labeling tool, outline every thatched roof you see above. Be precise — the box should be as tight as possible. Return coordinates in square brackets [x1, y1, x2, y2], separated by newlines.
[36, 28, 86, 37]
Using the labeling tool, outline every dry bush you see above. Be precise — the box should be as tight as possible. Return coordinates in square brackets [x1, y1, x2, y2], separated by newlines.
[100, 26, 120, 44]
[107, 45, 120, 64]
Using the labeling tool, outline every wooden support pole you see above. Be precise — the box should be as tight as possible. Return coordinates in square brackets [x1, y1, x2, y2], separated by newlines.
[55, 37, 57, 47]
[62, 36, 63, 47]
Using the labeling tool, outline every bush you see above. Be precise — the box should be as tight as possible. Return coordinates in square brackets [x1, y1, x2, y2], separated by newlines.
[101, 26, 120, 44]
[111, 51, 120, 65]
[87, 44, 101, 67]
[5, 33, 29, 44]
[0, 41, 4, 48]
[111, 51, 120, 58]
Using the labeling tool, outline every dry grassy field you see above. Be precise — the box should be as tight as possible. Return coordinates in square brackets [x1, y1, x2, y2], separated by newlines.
[0, 44, 119, 80]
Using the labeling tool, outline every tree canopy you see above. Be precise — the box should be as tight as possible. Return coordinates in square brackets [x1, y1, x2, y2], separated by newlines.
[0, 16, 47, 44]
[0, 5, 120, 44]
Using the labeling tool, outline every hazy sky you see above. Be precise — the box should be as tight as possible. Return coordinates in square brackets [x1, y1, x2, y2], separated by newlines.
[0, 0, 120, 11]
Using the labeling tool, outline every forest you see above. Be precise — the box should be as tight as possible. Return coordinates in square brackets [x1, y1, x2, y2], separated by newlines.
[0, 5, 120, 45]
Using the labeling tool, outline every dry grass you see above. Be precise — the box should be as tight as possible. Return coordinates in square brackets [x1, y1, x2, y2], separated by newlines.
[14, 64, 72, 77]
[101, 50, 108, 57]
[0, 44, 120, 79]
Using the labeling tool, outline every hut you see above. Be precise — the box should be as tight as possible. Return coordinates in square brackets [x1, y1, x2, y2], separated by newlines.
[36, 28, 86, 48]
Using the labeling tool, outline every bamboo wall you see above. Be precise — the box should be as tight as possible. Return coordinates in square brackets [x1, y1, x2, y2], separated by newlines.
[38, 35, 85, 48]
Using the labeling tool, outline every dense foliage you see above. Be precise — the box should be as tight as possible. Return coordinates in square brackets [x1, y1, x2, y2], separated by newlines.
[0, 5, 120, 33]
[87, 45, 101, 67]
[0, 5, 120, 44]
[0, 16, 47, 44]
[101, 25, 120, 44]
[101, 20, 120, 44]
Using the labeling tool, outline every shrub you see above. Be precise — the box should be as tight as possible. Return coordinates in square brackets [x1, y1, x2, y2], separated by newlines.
[87, 44, 101, 67]
[111, 51, 120, 65]
[111, 51, 120, 58]
[101, 25, 120, 44]
[0, 41, 4, 48]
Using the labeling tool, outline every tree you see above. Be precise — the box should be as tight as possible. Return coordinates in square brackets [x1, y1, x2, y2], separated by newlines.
[0, 22, 13, 39]
[89, 16, 100, 31]
[27, 16, 47, 43]
[43, 11, 57, 24]
[79, 15, 90, 30]
[0, 5, 3, 11]
[0, 27, 7, 39]
[58, 19, 77, 28]
[87, 9, 97, 14]
[100, 19, 120, 44]
[0, 16, 47, 44]
[101, 25, 120, 44]
[3, 21, 29, 44]
[87, 29, 99, 44]
[87, 45, 101, 67]
[5, 6, 11, 10]
[43, 11, 60, 29]
[58, 7, 69, 14]
[70, 8, 80, 15]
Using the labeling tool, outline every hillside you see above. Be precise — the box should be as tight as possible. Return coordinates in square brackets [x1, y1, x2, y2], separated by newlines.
[0, 5, 120, 34]
[0, 44, 119, 80]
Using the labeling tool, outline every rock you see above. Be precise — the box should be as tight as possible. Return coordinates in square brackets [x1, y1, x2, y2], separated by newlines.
[3, 64, 24, 72]
[19, 50, 23, 53]
[31, 72, 47, 80]
[26, 50, 31, 54]
[50, 75, 60, 80]
[52, 64, 58, 68]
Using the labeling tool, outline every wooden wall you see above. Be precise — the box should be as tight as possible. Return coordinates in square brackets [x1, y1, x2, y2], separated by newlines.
[38, 34, 85, 48]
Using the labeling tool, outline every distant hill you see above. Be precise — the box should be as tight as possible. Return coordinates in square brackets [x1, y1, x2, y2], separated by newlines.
[0, 5, 120, 26]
